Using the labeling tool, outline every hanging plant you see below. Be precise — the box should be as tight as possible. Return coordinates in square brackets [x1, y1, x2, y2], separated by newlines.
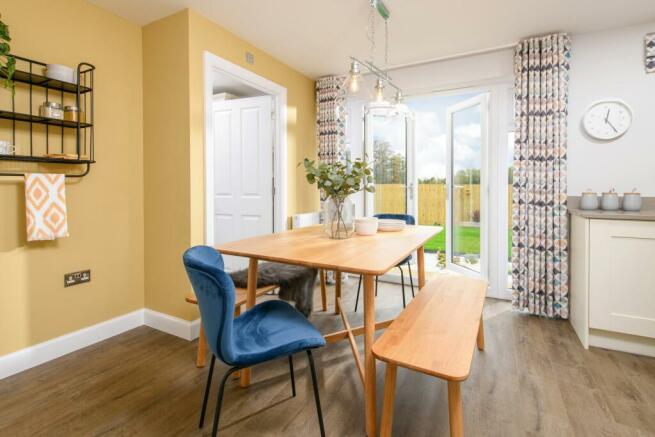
[0, 14, 16, 92]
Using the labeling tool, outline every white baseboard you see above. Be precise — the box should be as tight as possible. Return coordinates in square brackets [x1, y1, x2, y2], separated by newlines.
[0, 308, 201, 380]
[143, 309, 200, 341]
[0, 310, 144, 380]
[589, 328, 655, 358]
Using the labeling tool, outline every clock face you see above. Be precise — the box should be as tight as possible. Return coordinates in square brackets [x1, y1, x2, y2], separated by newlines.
[583, 100, 632, 140]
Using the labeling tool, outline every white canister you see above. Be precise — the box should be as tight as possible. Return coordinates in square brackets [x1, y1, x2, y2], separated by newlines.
[579, 190, 599, 210]
[622, 190, 642, 211]
[601, 189, 620, 211]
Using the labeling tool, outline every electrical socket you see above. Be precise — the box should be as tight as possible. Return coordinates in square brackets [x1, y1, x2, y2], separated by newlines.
[245, 51, 255, 64]
[64, 269, 91, 287]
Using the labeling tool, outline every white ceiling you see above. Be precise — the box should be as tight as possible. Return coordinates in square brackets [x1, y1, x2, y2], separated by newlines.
[89, 0, 655, 78]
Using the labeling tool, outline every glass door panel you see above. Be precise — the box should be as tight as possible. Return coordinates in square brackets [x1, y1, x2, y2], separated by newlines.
[364, 107, 415, 218]
[446, 94, 488, 277]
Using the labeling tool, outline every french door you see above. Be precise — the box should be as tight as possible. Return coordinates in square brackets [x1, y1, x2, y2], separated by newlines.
[445, 94, 489, 280]
[363, 106, 416, 218]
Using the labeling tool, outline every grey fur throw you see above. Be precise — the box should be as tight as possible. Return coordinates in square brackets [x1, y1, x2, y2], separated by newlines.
[230, 263, 317, 317]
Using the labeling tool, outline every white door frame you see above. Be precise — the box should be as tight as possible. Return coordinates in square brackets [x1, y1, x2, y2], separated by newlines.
[407, 81, 512, 299]
[445, 93, 490, 281]
[363, 107, 416, 217]
[204, 50, 288, 246]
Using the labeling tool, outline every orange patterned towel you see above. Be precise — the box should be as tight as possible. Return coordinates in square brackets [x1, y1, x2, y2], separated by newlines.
[24, 173, 69, 241]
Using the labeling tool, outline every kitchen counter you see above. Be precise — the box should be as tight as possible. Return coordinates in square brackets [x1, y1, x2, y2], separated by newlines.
[568, 196, 655, 221]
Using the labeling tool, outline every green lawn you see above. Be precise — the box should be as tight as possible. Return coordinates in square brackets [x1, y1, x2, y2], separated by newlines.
[425, 226, 512, 258]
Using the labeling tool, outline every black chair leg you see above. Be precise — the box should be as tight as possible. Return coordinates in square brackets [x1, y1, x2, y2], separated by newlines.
[375, 275, 379, 296]
[289, 355, 296, 397]
[210, 366, 240, 437]
[354, 274, 362, 312]
[398, 266, 406, 308]
[307, 350, 326, 437]
[408, 262, 415, 297]
[199, 354, 216, 428]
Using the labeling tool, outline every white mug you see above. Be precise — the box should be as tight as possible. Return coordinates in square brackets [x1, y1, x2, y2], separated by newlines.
[0, 140, 16, 155]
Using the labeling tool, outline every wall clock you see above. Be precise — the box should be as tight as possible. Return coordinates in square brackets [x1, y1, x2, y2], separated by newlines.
[582, 100, 632, 140]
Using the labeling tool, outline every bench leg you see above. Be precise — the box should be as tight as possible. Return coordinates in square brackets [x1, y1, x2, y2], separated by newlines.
[196, 325, 207, 368]
[447, 381, 463, 437]
[380, 363, 398, 437]
[320, 269, 327, 311]
[477, 317, 485, 351]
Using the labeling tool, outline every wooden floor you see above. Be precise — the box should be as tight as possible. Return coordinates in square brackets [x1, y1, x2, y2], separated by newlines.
[1, 278, 655, 436]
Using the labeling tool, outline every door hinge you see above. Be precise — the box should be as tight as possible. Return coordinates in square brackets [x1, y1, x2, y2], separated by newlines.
[272, 178, 276, 196]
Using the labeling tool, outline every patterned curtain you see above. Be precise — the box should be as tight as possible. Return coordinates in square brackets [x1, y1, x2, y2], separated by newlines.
[316, 76, 347, 164]
[512, 33, 570, 319]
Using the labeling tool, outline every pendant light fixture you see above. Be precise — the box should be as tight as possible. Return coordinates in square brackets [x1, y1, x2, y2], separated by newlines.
[347, 0, 407, 113]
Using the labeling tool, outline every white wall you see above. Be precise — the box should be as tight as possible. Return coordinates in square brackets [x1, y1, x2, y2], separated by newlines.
[568, 22, 655, 196]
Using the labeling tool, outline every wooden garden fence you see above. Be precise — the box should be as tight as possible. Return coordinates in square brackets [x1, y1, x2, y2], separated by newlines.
[373, 184, 513, 225]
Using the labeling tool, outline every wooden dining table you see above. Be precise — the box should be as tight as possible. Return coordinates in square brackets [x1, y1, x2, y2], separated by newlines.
[216, 224, 440, 436]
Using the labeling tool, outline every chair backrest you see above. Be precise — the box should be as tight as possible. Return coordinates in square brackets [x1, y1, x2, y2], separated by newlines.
[374, 213, 416, 225]
[183, 246, 236, 364]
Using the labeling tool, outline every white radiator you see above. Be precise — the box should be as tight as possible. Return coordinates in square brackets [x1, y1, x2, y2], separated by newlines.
[291, 212, 321, 229]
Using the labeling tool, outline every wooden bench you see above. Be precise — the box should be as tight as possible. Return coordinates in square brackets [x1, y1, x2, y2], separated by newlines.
[372, 274, 487, 437]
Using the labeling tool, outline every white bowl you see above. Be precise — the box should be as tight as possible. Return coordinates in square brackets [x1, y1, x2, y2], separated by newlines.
[354, 217, 378, 236]
[45, 64, 76, 84]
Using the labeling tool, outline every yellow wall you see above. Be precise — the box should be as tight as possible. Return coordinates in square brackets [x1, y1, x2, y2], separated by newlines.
[0, 0, 144, 355]
[143, 9, 318, 320]
[142, 12, 193, 323]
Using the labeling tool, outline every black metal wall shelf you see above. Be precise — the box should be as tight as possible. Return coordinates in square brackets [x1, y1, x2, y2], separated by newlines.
[0, 110, 93, 129]
[0, 55, 95, 178]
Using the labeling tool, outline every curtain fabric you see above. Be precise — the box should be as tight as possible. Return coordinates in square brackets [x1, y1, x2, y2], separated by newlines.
[511, 33, 570, 319]
[316, 76, 347, 164]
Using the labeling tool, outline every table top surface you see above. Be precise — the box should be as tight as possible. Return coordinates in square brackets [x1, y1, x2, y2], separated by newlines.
[216, 225, 441, 275]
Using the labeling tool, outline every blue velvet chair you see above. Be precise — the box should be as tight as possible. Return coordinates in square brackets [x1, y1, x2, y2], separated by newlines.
[183, 246, 326, 437]
[354, 213, 416, 311]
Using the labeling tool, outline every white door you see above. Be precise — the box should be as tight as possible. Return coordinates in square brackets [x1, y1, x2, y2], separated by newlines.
[445, 94, 489, 280]
[212, 95, 273, 270]
[364, 106, 417, 218]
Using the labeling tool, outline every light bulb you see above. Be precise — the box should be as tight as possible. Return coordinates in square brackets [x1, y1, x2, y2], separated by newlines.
[374, 78, 385, 102]
[349, 75, 360, 93]
[349, 60, 361, 93]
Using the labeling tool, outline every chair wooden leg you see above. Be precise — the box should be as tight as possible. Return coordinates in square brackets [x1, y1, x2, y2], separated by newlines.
[241, 258, 258, 387]
[380, 363, 398, 437]
[319, 270, 327, 311]
[196, 325, 207, 368]
[447, 381, 464, 437]
[477, 317, 485, 351]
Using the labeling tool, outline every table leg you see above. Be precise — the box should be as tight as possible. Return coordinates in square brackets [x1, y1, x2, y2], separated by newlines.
[196, 324, 207, 368]
[477, 316, 485, 351]
[334, 270, 342, 314]
[363, 274, 376, 437]
[240, 258, 258, 387]
[320, 269, 327, 311]
[380, 363, 397, 437]
[417, 246, 426, 289]
[447, 381, 463, 437]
